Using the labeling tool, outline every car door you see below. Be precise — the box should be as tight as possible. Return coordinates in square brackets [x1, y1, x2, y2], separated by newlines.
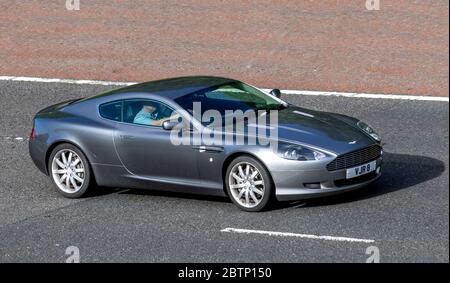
[113, 99, 200, 184]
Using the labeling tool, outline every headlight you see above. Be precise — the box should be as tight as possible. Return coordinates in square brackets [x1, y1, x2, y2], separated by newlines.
[277, 143, 327, 161]
[357, 121, 381, 142]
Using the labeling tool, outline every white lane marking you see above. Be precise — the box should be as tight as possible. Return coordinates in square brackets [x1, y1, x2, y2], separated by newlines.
[0, 75, 448, 102]
[261, 88, 449, 102]
[221, 227, 375, 243]
[1, 136, 27, 141]
[0, 75, 135, 86]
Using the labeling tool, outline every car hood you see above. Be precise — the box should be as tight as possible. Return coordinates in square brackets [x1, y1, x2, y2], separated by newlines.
[273, 106, 376, 154]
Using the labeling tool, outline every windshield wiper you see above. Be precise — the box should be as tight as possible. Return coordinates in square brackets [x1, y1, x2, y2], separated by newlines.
[255, 104, 287, 112]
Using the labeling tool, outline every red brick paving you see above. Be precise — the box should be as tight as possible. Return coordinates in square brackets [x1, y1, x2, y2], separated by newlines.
[0, 0, 448, 96]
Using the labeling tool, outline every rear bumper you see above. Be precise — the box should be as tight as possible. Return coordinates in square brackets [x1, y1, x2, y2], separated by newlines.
[29, 138, 49, 175]
[273, 157, 382, 201]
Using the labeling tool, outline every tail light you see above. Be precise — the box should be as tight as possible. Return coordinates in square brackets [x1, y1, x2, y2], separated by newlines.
[30, 127, 36, 140]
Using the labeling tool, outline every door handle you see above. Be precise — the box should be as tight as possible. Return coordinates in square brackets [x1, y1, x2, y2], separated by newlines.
[120, 135, 135, 140]
[193, 145, 224, 153]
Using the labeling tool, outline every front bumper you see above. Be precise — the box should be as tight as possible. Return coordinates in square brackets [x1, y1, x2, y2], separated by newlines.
[273, 157, 382, 201]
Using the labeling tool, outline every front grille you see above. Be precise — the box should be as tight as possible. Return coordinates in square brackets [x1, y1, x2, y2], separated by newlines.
[326, 145, 382, 171]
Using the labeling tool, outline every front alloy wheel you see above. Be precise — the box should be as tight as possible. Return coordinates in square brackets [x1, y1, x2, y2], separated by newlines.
[226, 156, 273, 212]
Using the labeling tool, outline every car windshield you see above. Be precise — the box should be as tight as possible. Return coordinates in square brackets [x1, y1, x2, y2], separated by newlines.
[174, 82, 285, 123]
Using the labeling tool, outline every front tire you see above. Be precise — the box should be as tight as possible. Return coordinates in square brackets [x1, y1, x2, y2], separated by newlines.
[225, 156, 274, 212]
[48, 143, 92, 198]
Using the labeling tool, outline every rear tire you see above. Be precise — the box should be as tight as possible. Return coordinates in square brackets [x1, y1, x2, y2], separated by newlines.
[48, 143, 93, 198]
[225, 156, 274, 212]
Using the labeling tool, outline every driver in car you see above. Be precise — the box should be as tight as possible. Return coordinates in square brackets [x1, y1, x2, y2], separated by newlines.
[134, 102, 179, 126]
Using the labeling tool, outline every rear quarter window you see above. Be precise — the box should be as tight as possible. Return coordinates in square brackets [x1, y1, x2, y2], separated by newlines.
[99, 101, 122, 121]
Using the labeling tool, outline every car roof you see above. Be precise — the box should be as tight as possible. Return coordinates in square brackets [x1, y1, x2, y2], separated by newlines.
[82, 76, 238, 102]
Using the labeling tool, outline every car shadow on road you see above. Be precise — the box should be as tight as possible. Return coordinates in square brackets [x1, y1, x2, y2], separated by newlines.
[116, 188, 230, 203]
[279, 152, 446, 209]
[87, 180, 229, 202]
[86, 186, 129, 198]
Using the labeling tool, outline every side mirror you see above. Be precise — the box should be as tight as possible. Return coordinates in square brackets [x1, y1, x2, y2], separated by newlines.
[162, 120, 180, 131]
[270, 89, 281, 98]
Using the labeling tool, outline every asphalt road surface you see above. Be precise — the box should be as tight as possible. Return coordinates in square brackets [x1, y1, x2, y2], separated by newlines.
[0, 80, 448, 262]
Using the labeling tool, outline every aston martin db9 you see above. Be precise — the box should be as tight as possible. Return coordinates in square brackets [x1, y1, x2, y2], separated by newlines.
[29, 76, 382, 211]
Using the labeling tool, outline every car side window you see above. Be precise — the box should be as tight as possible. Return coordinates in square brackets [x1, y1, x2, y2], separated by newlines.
[122, 99, 177, 127]
[99, 101, 122, 121]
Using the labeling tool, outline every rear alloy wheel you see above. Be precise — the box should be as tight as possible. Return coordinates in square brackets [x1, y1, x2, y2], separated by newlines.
[48, 143, 92, 198]
[226, 156, 273, 212]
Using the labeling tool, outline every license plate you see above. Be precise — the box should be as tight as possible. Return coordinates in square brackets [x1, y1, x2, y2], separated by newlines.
[346, 160, 377, 179]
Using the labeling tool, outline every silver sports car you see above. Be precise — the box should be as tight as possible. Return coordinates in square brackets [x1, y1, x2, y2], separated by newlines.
[29, 76, 383, 211]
